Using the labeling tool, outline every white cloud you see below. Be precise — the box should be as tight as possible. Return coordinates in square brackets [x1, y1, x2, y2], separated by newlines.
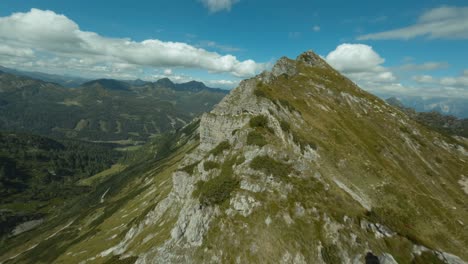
[164, 69, 173, 75]
[197, 40, 242, 52]
[326, 43, 384, 73]
[325, 43, 395, 83]
[200, 0, 239, 13]
[440, 76, 468, 88]
[358, 6, 468, 40]
[0, 44, 34, 57]
[398, 62, 449, 71]
[325, 43, 468, 99]
[412, 75, 435, 83]
[366, 82, 468, 98]
[312, 25, 321, 32]
[0, 9, 261, 78]
[207, 79, 238, 86]
[413, 71, 468, 88]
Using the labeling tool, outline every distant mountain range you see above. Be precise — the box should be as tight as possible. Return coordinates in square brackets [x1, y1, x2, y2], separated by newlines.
[377, 94, 468, 118]
[0, 70, 227, 143]
[0, 66, 89, 88]
[386, 97, 468, 138]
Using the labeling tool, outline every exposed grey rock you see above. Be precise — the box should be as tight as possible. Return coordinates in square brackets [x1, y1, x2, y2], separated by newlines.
[296, 50, 328, 68]
[229, 193, 261, 217]
[438, 252, 468, 264]
[11, 219, 44, 236]
[378, 253, 398, 264]
[271, 57, 298, 78]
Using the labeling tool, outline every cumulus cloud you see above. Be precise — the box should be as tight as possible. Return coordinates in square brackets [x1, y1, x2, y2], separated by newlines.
[200, 0, 239, 13]
[325, 43, 468, 98]
[325, 43, 395, 82]
[326, 43, 384, 72]
[358, 6, 468, 40]
[0, 9, 261, 78]
[312, 25, 321, 32]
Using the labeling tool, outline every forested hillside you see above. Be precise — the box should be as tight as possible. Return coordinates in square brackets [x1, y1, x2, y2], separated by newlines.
[0, 71, 227, 143]
[0, 132, 121, 239]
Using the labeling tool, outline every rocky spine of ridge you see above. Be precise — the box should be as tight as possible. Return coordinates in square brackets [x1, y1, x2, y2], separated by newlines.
[134, 51, 467, 263]
[2, 51, 466, 264]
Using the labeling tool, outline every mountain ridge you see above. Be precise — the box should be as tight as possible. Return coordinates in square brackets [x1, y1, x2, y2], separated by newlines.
[1, 51, 466, 264]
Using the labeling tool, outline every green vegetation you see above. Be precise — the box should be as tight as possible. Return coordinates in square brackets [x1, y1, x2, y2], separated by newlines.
[203, 161, 220, 171]
[365, 207, 422, 246]
[0, 133, 120, 198]
[249, 155, 292, 179]
[249, 115, 269, 128]
[246, 131, 267, 147]
[292, 131, 317, 150]
[235, 155, 246, 165]
[321, 244, 342, 264]
[194, 157, 239, 206]
[280, 120, 291, 132]
[180, 162, 199, 174]
[0, 131, 121, 237]
[400, 126, 411, 134]
[412, 251, 445, 264]
[254, 82, 268, 99]
[254, 89, 267, 98]
[104, 255, 138, 264]
[209, 141, 231, 156]
[77, 163, 127, 186]
[276, 98, 298, 112]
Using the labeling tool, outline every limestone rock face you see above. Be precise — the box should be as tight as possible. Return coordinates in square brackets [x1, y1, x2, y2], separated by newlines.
[271, 56, 298, 77]
[296, 50, 329, 68]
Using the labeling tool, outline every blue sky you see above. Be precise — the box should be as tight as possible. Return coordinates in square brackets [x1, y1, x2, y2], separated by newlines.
[0, 0, 467, 98]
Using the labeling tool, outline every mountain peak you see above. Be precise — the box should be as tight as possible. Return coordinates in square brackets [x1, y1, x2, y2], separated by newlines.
[263, 50, 330, 83]
[154, 77, 175, 88]
[296, 50, 328, 68]
[270, 56, 298, 77]
[81, 79, 130, 91]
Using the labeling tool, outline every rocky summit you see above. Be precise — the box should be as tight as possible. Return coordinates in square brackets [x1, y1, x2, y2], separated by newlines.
[1, 51, 467, 264]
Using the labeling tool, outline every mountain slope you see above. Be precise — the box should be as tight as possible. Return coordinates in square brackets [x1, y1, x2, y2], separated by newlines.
[0, 72, 226, 142]
[1, 51, 467, 264]
[0, 132, 121, 240]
